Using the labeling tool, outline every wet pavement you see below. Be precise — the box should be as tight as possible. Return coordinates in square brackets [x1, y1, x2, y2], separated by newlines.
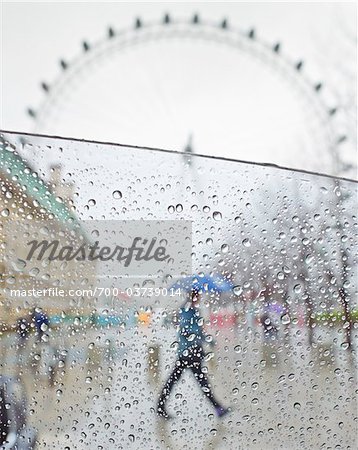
[1, 323, 357, 449]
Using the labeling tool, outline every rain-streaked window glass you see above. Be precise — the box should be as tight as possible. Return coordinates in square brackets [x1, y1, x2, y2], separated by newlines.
[0, 132, 357, 449]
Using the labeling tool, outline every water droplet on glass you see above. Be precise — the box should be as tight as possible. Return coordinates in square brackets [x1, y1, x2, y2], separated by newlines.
[221, 244, 229, 253]
[11, 259, 27, 272]
[293, 284, 302, 294]
[29, 267, 40, 277]
[112, 190, 122, 199]
[281, 314, 291, 325]
[233, 285, 243, 296]
[343, 280, 350, 289]
[242, 238, 251, 247]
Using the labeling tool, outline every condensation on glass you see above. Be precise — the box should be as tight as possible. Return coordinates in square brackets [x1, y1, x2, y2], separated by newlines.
[0, 132, 357, 450]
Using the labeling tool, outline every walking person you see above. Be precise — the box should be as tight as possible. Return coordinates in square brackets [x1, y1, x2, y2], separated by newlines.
[261, 312, 278, 341]
[157, 290, 229, 419]
[261, 311, 279, 366]
[32, 308, 50, 342]
[16, 316, 30, 366]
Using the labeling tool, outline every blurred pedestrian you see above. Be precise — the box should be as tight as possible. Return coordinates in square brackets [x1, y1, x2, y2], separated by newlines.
[16, 316, 30, 344]
[261, 312, 278, 342]
[16, 316, 30, 364]
[157, 290, 229, 419]
[261, 311, 280, 366]
[32, 308, 50, 342]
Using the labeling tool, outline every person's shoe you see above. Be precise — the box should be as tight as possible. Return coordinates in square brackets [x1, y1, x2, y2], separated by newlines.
[215, 406, 230, 418]
[157, 407, 173, 420]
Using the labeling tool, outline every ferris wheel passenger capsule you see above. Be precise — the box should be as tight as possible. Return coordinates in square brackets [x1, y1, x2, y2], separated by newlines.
[192, 14, 200, 24]
[59, 59, 68, 70]
[82, 41, 90, 52]
[41, 82, 50, 92]
[314, 82, 323, 92]
[273, 42, 281, 53]
[27, 108, 36, 118]
[221, 19, 228, 29]
[295, 60, 304, 71]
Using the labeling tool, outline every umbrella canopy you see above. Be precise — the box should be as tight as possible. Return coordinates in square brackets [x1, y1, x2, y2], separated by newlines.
[265, 302, 286, 314]
[171, 274, 234, 294]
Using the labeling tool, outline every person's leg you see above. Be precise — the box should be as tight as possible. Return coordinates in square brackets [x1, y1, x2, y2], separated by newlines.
[190, 357, 221, 409]
[157, 357, 185, 415]
[190, 354, 230, 417]
[36, 329, 43, 342]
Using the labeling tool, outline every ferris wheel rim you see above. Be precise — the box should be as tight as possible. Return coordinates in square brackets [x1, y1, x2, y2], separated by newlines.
[26, 13, 349, 173]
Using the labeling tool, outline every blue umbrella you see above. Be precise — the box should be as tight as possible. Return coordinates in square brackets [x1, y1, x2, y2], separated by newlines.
[171, 274, 233, 294]
[265, 303, 286, 314]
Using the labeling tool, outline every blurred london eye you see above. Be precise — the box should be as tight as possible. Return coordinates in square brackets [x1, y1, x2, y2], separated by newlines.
[1, 3, 358, 450]
[20, 11, 356, 179]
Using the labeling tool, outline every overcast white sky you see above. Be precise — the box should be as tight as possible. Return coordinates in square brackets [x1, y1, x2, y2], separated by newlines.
[1, 1, 357, 175]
